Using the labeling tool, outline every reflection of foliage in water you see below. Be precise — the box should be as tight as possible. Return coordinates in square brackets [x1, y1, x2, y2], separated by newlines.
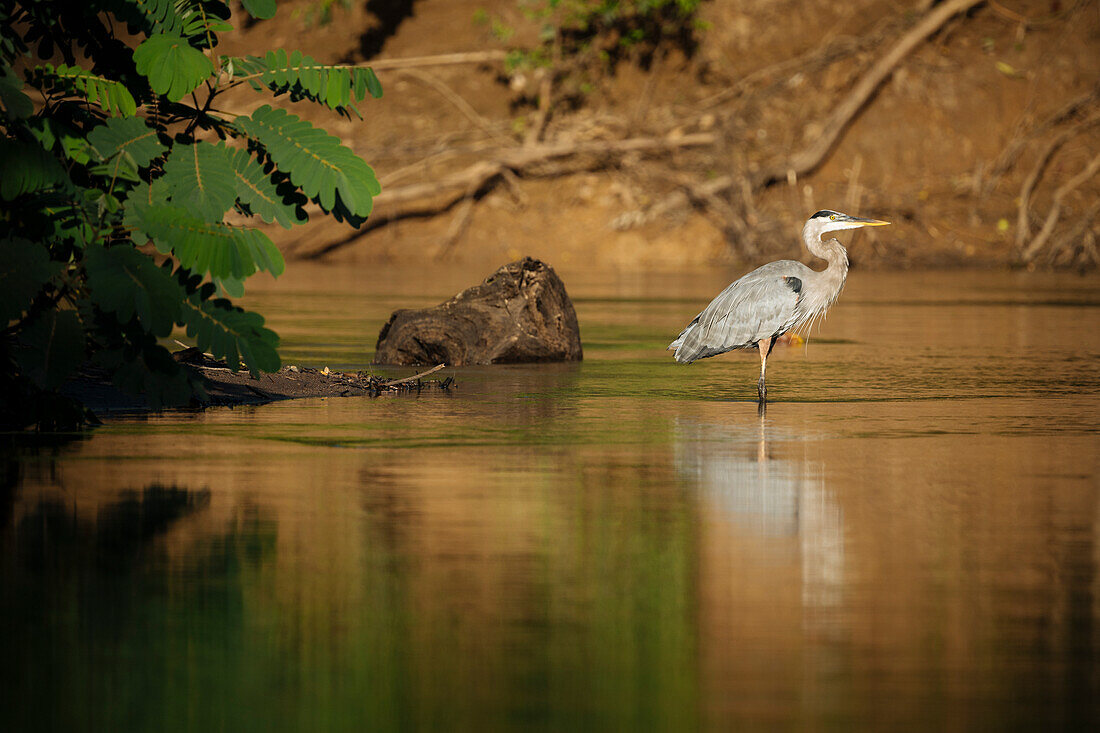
[0, 484, 278, 731]
[0, 448, 698, 730]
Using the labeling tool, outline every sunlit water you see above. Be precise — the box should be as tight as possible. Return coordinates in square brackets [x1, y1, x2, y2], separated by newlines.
[3, 264, 1099, 731]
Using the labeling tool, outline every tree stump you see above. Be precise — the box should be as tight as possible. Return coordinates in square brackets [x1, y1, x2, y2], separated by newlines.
[373, 257, 583, 366]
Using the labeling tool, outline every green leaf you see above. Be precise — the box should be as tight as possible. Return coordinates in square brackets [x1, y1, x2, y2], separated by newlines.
[214, 276, 245, 298]
[85, 243, 183, 337]
[241, 0, 277, 20]
[0, 138, 69, 199]
[180, 294, 280, 375]
[96, 342, 199, 409]
[112, 0, 187, 36]
[364, 68, 383, 99]
[133, 33, 214, 102]
[30, 63, 137, 117]
[235, 104, 380, 219]
[28, 190, 97, 248]
[88, 156, 141, 183]
[226, 146, 304, 228]
[126, 202, 285, 281]
[160, 141, 237, 222]
[88, 115, 167, 167]
[230, 53, 381, 112]
[0, 237, 56, 324]
[16, 308, 85, 389]
[0, 63, 33, 119]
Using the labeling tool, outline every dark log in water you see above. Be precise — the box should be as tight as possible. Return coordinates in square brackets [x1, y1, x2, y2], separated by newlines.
[373, 257, 583, 366]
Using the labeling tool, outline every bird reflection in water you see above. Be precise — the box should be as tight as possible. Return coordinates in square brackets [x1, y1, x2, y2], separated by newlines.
[674, 410, 845, 617]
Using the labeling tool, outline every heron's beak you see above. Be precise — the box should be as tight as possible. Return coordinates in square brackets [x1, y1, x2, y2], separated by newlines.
[849, 216, 890, 227]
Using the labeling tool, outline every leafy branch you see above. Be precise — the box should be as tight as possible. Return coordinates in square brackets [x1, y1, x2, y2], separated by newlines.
[1, 0, 383, 428]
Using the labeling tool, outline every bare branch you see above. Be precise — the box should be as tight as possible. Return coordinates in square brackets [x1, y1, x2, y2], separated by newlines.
[1022, 151, 1100, 262]
[1015, 114, 1100, 249]
[398, 69, 514, 146]
[298, 133, 715, 259]
[368, 51, 507, 71]
[636, 0, 985, 225]
[381, 363, 446, 386]
[989, 83, 1100, 185]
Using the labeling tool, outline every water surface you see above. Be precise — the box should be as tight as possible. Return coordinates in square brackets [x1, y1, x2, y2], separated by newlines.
[3, 265, 1099, 731]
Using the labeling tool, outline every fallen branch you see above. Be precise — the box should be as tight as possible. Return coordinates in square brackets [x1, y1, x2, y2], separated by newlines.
[297, 133, 715, 258]
[381, 363, 446, 387]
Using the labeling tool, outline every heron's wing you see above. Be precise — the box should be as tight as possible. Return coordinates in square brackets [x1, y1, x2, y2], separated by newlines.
[671, 261, 805, 363]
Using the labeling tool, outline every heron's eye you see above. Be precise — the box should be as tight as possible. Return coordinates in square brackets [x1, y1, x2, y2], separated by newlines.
[829, 215, 837, 220]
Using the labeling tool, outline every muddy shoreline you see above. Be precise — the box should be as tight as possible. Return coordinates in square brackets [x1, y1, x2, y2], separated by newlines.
[67, 353, 454, 418]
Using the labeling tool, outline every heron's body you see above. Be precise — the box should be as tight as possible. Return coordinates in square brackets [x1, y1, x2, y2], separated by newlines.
[668, 210, 888, 401]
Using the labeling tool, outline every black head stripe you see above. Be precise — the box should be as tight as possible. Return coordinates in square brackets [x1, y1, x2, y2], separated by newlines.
[810, 210, 839, 219]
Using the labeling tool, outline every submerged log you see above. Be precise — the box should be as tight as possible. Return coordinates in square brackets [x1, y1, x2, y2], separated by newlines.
[373, 257, 583, 366]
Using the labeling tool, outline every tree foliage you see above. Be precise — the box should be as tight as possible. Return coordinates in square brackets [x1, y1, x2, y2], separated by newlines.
[488, 0, 707, 104]
[0, 1, 383, 428]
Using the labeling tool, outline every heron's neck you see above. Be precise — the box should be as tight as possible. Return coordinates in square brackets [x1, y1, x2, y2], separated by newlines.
[802, 224, 849, 296]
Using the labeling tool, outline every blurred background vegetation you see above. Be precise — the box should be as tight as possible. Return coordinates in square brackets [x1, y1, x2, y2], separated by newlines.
[233, 0, 1099, 271]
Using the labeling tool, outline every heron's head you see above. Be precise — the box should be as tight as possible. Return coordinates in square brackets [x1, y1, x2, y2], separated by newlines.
[805, 209, 891, 238]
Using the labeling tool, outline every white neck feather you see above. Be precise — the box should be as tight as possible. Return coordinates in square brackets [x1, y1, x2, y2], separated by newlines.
[801, 218, 850, 311]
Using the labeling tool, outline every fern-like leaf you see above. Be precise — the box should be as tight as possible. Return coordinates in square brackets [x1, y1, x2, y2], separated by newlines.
[226, 146, 305, 228]
[0, 62, 33, 119]
[109, 0, 186, 36]
[29, 63, 137, 117]
[0, 236, 58, 324]
[160, 140, 237, 222]
[229, 51, 382, 113]
[0, 138, 69, 200]
[16, 308, 86, 389]
[88, 116, 166, 167]
[110, 0, 230, 40]
[133, 32, 214, 102]
[180, 293, 280, 375]
[85, 243, 184, 337]
[126, 201, 286, 281]
[235, 104, 380, 218]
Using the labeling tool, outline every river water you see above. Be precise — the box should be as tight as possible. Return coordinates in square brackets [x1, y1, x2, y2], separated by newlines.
[3, 264, 1099, 731]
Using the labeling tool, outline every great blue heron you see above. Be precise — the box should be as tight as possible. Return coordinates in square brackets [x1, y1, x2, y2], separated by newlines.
[668, 210, 890, 402]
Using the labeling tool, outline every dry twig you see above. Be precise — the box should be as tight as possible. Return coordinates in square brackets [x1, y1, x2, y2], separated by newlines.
[1015, 113, 1100, 248]
[398, 68, 513, 146]
[988, 83, 1100, 186]
[381, 363, 446, 386]
[368, 51, 507, 71]
[1022, 151, 1100, 263]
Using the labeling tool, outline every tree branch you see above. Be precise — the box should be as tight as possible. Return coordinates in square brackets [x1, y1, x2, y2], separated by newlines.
[295, 133, 715, 259]
[636, 0, 985, 225]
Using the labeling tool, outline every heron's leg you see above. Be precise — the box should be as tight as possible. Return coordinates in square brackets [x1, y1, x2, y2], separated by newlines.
[757, 337, 773, 402]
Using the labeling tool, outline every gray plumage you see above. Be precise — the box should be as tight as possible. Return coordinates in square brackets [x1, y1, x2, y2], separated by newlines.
[669, 209, 889, 401]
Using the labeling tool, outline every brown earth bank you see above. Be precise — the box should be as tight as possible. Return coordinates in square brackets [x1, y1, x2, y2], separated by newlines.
[213, 0, 1100, 271]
